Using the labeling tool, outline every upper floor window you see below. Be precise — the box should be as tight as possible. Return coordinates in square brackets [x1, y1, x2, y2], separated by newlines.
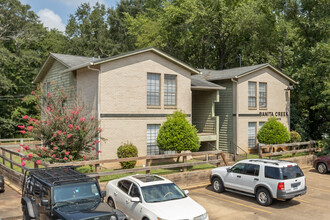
[248, 82, 256, 108]
[259, 82, 267, 108]
[147, 73, 160, 106]
[164, 75, 177, 106]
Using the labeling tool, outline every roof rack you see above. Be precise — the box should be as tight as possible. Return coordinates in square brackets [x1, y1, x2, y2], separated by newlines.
[248, 159, 279, 166]
[28, 166, 94, 186]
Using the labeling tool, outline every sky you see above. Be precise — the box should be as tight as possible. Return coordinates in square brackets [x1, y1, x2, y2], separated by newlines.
[19, 0, 119, 32]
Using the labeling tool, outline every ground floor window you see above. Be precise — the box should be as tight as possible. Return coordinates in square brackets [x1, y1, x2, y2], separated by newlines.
[259, 121, 265, 130]
[147, 124, 160, 155]
[248, 122, 257, 148]
[147, 124, 176, 155]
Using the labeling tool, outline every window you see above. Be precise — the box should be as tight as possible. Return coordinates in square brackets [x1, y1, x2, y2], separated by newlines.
[245, 164, 260, 176]
[248, 122, 256, 148]
[281, 166, 304, 179]
[147, 73, 160, 106]
[118, 180, 132, 194]
[129, 184, 140, 198]
[248, 82, 257, 108]
[259, 122, 265, 130]
[231, 163, 246, 174]
[265, 166, 281, 179]
[147, 124, 160, 155]
[164, 75, 177, 106]
[33, 181, 42, 197]
[44, 82, 50, 96]
[259, 82, 267, 108]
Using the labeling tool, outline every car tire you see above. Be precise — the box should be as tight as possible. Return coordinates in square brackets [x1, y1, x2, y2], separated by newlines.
[256, 188, 273, 206]
[317, 162, 327, 174]
[107, 197, 116, 209]
[212, 177, 224, 193]
[22, 205, 31, 220]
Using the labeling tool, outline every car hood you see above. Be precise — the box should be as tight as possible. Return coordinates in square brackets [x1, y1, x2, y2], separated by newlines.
[53, 201, 124, 220]
[146, 197, 206, 219]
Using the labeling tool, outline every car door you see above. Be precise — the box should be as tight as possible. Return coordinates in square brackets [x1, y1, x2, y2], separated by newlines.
[125, 183, 144, 220]
[239, 164, 260, 193]
[224, 163, 246, 190]
[115, 180, 132, 212]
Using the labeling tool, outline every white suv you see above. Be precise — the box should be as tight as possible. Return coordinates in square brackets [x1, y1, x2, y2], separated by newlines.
[210, 159, 307, 206]
[106, 174, 208, 220]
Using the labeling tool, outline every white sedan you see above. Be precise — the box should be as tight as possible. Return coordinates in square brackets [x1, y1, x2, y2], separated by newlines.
[105, 174, 208, 220]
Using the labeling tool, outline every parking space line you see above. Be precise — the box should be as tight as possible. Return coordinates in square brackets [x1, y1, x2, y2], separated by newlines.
[308, 186, 330, 193]
[193, 191, 272, 214]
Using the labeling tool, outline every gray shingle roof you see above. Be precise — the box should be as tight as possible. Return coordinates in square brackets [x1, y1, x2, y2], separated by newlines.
[197, 64, 268, 81]
[191, 75, 225, 90]
[50, 53, 98, 67]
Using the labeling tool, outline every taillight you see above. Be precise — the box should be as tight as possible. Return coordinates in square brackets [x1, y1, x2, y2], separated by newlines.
[277, 182, 285, 190]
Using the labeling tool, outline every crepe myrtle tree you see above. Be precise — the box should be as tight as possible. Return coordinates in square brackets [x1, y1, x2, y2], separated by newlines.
[257, 117, 290, 145]
[17, 86, 102, 165]
[157, 110, 200, 160]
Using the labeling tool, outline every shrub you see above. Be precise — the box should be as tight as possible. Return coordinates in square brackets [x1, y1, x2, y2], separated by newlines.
[257, 117, 290, 144]
[157, 110, 200, 153]
[317, 137, 330, 156]
[290, 131, 302, 143]
[117, 143, 138, 169]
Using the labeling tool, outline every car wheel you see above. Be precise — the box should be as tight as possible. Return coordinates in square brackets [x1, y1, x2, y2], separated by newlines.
[22, 205, 31, 220]
[212, 177, 224, 193]
[107, 197, 116, 209]
[317, 163, 327, 174]
[256, 188, 273, 206]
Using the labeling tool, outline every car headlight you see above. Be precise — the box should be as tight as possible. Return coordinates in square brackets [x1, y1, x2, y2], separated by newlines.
[194, 213, 208, 220]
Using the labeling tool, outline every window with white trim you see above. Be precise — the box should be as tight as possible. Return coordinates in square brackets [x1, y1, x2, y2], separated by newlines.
[164, 74, 177, 106]
[248, 122, 257, 148]
[248, 82, 257, 108]
[259, 82, 267, 108]
[147, 73, 160, 106]
[147, 124, 160, 155]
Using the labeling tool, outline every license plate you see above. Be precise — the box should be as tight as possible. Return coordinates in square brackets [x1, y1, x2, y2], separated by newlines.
[291, 182, 300, 190]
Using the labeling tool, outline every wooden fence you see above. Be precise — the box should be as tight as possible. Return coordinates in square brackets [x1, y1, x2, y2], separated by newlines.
[258, 141, 317, 159]
[0, 138, 40, 146]
[0, 146, 228, 182]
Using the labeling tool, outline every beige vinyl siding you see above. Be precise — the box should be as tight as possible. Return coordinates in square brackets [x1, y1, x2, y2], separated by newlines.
[192, 90, 217, 134]
[41, 60, 76, 106]
[215, 80, 233, 153]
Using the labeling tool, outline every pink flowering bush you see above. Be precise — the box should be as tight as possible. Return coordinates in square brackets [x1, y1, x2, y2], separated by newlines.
[17, 87, 103, 164]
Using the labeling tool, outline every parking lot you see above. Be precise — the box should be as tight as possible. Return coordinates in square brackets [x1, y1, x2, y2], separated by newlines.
[189, 168, 330, 220]
[0, 167, 329, 220]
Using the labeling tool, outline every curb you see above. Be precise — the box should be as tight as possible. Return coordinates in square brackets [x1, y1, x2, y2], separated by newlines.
[0, 216, 22, 220]
[3, 177, 21, 194]
[182, 183, 210, 190]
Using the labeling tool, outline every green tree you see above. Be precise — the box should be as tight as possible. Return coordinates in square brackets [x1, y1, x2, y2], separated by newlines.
[157, 110, 200, 153]
[257, 117, 290, 144]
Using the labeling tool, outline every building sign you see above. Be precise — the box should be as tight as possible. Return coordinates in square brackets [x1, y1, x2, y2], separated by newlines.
[259, 112, 288, 117]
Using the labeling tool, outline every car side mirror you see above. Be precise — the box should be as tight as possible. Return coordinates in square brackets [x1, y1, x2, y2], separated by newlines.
[130, 197, 141, 203]
[184, 190, 189, 195]
[101, 191, 106, 198]
[41, 199, 49, 206]
[227, 168, 232, 173]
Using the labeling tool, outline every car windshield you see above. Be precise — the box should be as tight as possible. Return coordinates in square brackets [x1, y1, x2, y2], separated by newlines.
[54, 182, 100, 204]
[281, 165, 304, 179]
[141, 183, 186, 203]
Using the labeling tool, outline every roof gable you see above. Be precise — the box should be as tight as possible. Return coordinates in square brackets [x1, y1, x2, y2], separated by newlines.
[198, 64, 297, 84]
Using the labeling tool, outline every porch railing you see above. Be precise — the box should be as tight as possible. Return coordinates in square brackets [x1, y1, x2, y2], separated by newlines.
[193, 119, 216, 134]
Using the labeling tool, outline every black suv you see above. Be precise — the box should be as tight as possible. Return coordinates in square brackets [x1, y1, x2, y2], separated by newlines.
[21, 166, 126, 220]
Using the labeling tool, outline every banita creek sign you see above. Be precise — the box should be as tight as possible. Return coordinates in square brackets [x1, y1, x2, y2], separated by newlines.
[259, 112, 289, 117]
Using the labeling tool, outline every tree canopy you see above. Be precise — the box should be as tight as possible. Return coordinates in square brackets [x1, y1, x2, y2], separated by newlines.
[0, 0, 328, 142]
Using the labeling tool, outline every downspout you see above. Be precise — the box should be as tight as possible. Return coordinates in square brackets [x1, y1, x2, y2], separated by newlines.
[88, 65, 101, 160]
[231, 77, 238, 155]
